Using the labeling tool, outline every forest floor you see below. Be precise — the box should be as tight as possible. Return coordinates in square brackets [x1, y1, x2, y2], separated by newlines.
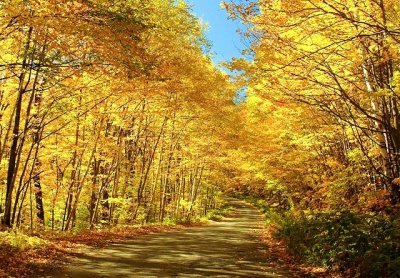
[0, 224, 190, 278]
[1, 200, 334, 278]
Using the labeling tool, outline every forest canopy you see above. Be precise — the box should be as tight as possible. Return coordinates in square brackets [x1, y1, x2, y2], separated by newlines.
[0, 0, 238, 230]
[1, 0, 400, 276]
[224, 0, 400, 275]
[224, 0, 400, 211]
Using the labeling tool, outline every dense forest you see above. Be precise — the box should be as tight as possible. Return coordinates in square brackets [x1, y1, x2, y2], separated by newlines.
[0, 0, 240, 230]
[225, 0, 400, 276]
[1, 0, 400, 277]
[226, 0, 400, 212]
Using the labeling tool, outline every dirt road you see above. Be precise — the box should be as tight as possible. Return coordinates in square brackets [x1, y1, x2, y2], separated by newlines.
[56, 200, 299, 277]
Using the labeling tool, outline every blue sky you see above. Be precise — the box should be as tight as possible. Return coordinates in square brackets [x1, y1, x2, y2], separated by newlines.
[186, 0, 247, 67]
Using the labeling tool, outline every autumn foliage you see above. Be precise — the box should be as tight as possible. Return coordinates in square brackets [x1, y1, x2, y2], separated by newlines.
[2, 0, 400, 276]
[0, 0, 237, 231]
[224, 0, 400, 276]
[225, 0, 400, 213]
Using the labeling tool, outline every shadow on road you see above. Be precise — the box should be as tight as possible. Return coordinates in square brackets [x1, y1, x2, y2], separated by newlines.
[55, 200, 305, 277]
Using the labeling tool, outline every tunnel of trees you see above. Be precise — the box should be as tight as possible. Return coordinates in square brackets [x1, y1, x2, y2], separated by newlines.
[1, 1, 400, 277]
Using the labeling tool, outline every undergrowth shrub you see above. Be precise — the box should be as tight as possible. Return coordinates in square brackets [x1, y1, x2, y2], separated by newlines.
[0, 231, 47, 251]
[206, 204, 233, 221]
[271, 210, 400, 277]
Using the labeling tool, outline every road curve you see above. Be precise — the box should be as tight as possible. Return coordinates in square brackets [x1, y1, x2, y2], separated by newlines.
[56, 200, 299, 278]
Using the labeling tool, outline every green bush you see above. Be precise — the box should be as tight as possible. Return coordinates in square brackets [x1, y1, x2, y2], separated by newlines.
[0, 231, 47, 251]
[272, 210, 400, 277]
[206, 204, 233, 221]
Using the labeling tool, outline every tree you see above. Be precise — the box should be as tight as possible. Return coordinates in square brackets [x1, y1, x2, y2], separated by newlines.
[0, 0, 238, 230]
[224, 0, 400, 209]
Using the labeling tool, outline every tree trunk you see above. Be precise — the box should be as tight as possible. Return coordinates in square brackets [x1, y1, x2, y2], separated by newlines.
[2, 27, 33, 227]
